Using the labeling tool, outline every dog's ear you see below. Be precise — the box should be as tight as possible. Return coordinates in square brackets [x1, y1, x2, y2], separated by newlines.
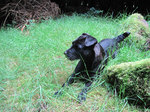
[82, 33, 89, 35]
[85, 35, 97, 47]
[94, 44, 104, 61]
[92, 43, 105, 69]
[92, 44, 105, 69]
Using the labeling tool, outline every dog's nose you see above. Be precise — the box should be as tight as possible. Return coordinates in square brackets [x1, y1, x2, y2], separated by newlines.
[64, 51, 67, 55]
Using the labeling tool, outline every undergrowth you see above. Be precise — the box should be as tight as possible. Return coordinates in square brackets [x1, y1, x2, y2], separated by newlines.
[0, 14, 149, 111]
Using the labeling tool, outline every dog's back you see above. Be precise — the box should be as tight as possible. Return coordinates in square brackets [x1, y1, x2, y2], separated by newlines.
[100, 32, 130, 51]
[99, 32, 130, 59]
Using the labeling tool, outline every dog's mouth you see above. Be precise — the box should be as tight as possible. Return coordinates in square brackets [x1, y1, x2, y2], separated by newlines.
[65, 55, 77, 61]
[64, 54, 79, 61]
[65, 56, 73, 60]
[64, 49, 80, 61]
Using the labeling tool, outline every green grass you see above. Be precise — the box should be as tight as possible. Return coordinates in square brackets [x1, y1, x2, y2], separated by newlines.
[0, 14, 150, 111]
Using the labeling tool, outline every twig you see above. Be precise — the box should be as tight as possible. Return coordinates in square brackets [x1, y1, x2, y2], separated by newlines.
[1, 0, 61, 27]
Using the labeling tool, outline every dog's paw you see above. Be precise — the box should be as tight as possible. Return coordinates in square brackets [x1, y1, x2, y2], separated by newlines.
[77, 92, 86, 103]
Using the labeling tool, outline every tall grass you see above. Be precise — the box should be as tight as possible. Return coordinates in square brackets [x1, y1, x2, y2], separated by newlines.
[0, 14, 149, 111]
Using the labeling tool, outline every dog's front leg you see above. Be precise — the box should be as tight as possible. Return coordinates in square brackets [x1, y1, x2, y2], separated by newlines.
[54, 61, 83, 96]
[54, 73, 75, 96]
[77, 81, 93, 103]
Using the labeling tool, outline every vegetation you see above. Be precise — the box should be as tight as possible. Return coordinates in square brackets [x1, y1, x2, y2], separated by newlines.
[0, 14, 150, 111]
[105, 58, 150, 107]
[121, 13, 150, 47]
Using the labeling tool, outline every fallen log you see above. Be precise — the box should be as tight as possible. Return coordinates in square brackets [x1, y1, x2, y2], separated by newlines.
[104, 58, 150, 107]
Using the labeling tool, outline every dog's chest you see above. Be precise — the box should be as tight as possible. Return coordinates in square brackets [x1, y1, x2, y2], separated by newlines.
[76, 70, 96, 81]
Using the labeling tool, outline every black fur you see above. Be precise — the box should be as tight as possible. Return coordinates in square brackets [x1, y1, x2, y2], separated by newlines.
[54, 32, 130, 103]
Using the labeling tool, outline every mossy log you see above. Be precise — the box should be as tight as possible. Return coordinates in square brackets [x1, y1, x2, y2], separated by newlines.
[105, 58, 150, 107]
[121, 13, 150, 48]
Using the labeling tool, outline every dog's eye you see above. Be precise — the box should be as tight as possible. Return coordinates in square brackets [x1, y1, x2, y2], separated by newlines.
[72, 42, 77, 47]
[72, 43, 83, 49]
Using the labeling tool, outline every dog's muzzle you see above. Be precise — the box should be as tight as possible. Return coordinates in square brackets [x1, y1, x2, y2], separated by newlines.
[64, 50, 73, 60]
[64, 49, 79, 61]
[64, 51, 67, 56]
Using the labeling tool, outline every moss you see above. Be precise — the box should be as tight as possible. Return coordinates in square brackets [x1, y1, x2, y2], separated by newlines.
[121, 13, 150, 47]
[104, 58, 150, 107]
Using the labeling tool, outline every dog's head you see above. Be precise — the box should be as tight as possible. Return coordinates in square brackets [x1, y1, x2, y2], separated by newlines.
[64, 33, 104, 61]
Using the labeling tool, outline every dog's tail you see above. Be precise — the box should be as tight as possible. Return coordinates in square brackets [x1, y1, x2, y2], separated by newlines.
[115, 32, 130, 43]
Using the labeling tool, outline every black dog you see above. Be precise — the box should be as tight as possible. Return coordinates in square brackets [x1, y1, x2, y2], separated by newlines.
[54, 32, 130, 103]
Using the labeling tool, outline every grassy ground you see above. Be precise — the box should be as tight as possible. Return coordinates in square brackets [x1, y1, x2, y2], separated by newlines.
[0, 14, 150, 111]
